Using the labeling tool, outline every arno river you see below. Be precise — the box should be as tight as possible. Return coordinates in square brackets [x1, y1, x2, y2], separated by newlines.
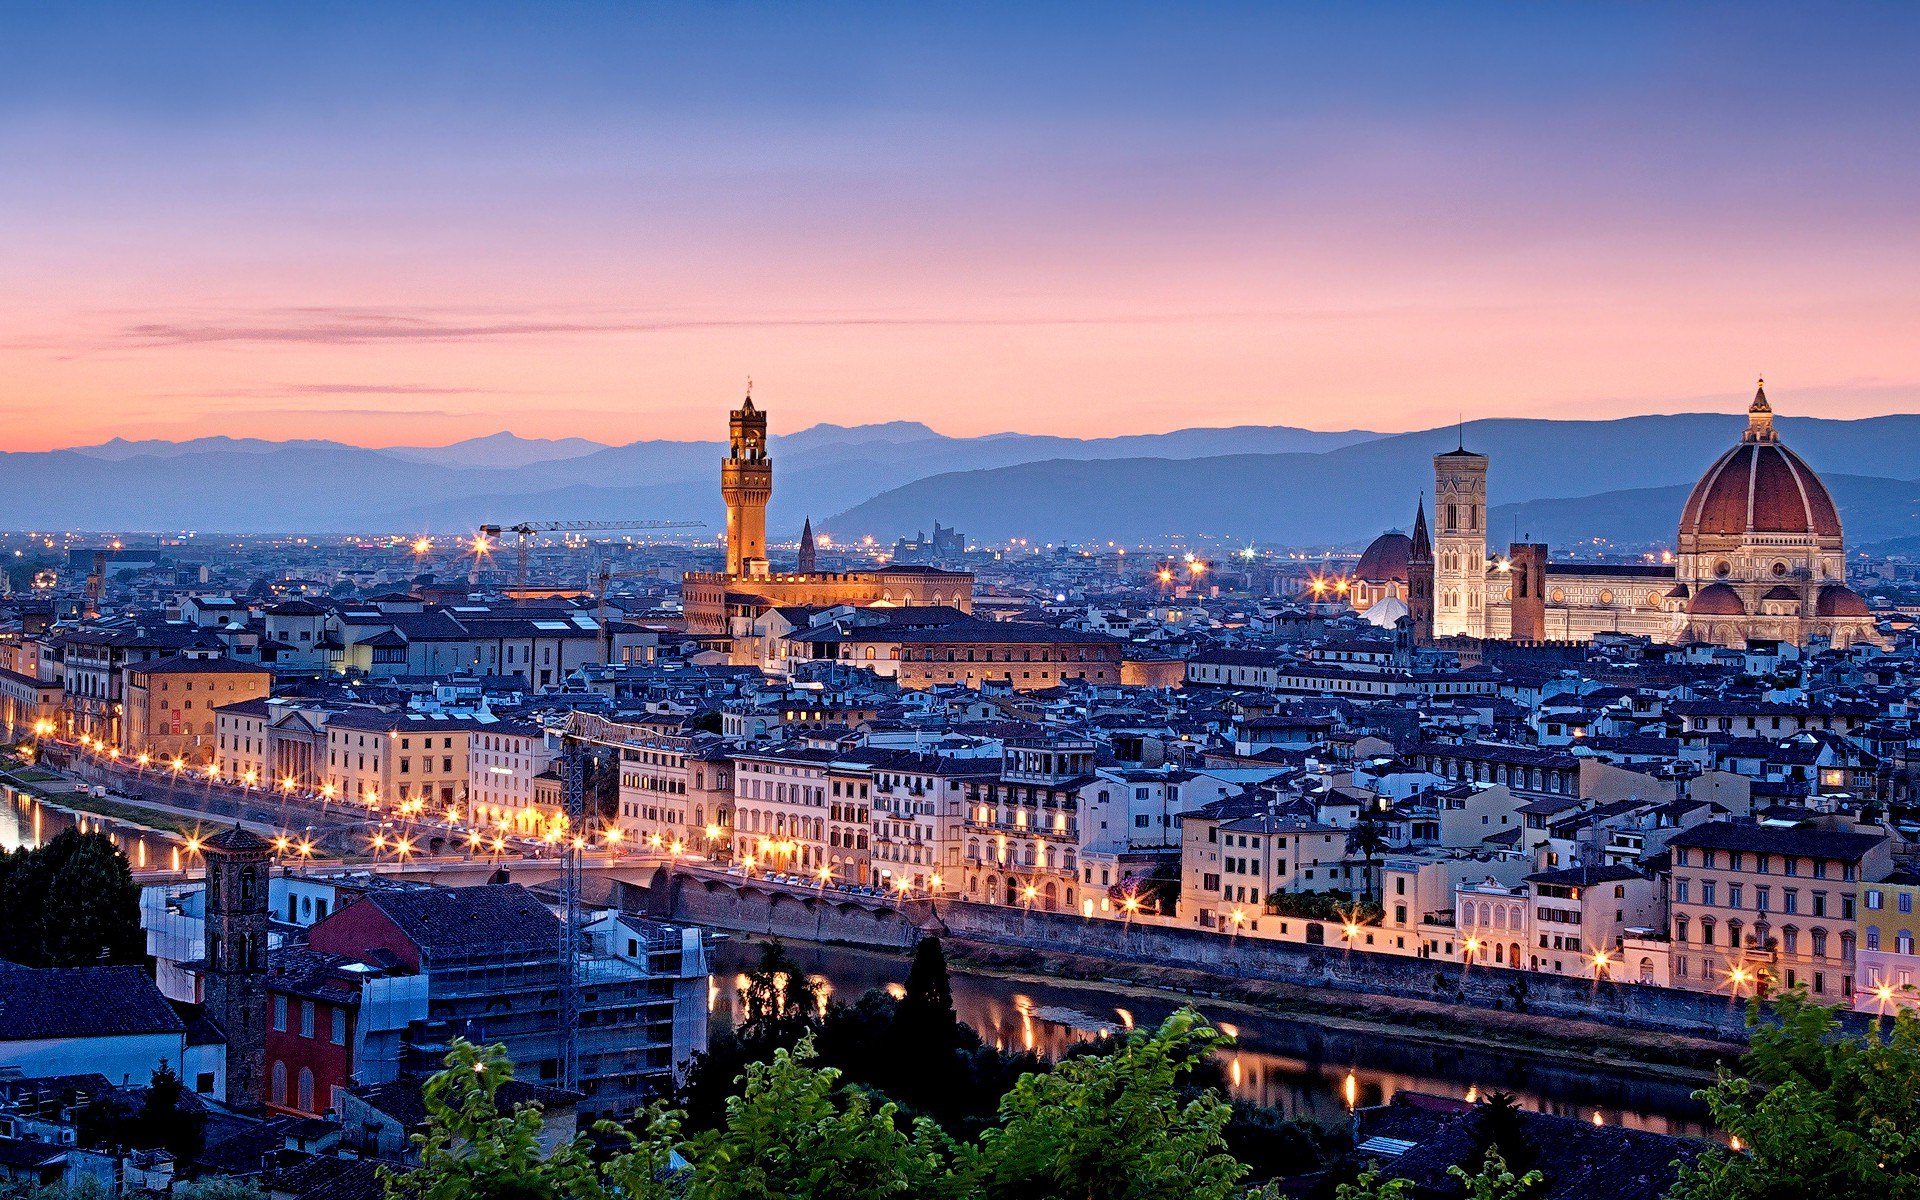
[4, 786, 1715, 1137]
[710, 938, 1717, 1137]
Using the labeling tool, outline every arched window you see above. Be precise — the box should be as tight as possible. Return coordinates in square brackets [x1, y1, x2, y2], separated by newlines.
[271, 1061, 288, 1107]
[1811, 927, 1829, 958]
[1782, 926, 1799, 954]
[297, 1067, 314, 1113]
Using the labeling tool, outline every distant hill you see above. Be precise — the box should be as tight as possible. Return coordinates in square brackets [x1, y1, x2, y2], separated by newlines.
[379, 431, 610, 469]
[824, 413, 1920, 546]
[14, 412, 1920, 540]
[0, 420, 1383, 533]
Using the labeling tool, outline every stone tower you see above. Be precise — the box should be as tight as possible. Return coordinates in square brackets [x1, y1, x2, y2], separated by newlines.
[797, 516, 816, 574]
[201, 825, 270, 1110]
[1406, 496, 1434, 646]
[1505, 543, 1549, 643]
[1432, 443, 1489, 639]
[722, 390, 773, 578]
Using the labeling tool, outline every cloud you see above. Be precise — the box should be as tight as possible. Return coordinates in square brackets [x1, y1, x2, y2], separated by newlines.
[115, 306, 1164, 347]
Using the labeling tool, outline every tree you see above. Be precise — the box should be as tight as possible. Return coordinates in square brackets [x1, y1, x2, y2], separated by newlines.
[1670, 991, 1920, 1200]
[390, 1040, 609, 1200]
[895, 937, 959, 1059]
[1345, 818, 1390, 899]
[0, 830, 144, 967]
[983, 1008, 1248, 1200]
[1446, 1147, 1544, 1200]
[736, 939, 824, 1044]
[684, 1037, 977, 1200]
[1471, 1092, 1537, 1181]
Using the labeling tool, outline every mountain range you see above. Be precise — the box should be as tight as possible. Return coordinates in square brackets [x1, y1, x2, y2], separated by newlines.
[13, 414, 1920, 551]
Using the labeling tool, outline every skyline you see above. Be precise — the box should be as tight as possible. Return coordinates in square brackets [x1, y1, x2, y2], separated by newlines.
[8, 3, 1920, 448]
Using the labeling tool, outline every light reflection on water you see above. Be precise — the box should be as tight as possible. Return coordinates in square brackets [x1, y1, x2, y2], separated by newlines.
[709, 939, 1715, 1137]
[0, 784, 179, 866]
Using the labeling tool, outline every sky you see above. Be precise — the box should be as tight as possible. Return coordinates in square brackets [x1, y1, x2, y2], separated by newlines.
[5, 2, 1920, 450]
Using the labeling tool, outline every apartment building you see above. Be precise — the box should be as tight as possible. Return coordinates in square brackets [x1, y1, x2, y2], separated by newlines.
[1667, 821, 1892, 1001]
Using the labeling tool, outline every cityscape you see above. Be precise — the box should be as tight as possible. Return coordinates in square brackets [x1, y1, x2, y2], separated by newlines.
[4, 5, 1920, 1200]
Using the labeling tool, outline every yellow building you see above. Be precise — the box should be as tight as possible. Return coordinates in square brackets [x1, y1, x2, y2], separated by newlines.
[122, 655, 272, 767]
[1857, 866, 1920, 1014]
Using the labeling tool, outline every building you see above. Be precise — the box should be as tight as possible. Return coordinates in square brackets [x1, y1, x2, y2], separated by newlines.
[201, 825, 271, 1110]
[1857, 865, 1920, 1013]
[570, 713, 734, 856]
[122, 655, 272, 766]
[468, 719, 561, 833]
[1356, 383, 1884, 649]
[681, 392, 974, 634]
[960, 738, 1095, 912]
[0, 965, 193, 1087]
[305, 883, 707, 1120]
[793, 618, 1125, 691]
[1666, 821, 1892, 1001]
[322, 711, 475, 812]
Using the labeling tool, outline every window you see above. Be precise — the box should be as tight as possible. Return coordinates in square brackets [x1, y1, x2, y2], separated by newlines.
[271, 1061, 288, 1106]
[1869, 890, 1884, 910]
[300, 1001, 314, 1038]
[273, 995, 288, 1031]
[331, 1007, 346, 1045]
[297, 1067, 314, 1113]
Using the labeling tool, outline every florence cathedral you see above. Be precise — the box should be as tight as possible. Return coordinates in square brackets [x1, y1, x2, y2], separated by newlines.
[1349, 382, 1883, 650]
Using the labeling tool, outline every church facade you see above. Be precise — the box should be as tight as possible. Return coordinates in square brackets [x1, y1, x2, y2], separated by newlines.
[1349, 383, 1881, 650]
[682, 393, 974, 635]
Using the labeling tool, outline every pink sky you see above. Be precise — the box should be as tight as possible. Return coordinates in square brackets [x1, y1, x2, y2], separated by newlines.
[5, 6, 1919, 450]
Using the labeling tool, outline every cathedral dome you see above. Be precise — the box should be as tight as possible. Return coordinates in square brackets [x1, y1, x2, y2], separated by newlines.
[1355, 532, 1412, 582]
[1679, 384, 1842, 541]
[1689, 583, 1746, 616]
[1815, 585, 1872, 618]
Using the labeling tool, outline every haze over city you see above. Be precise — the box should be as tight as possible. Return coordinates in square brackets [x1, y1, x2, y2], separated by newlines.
[7, 2, 1920, 448]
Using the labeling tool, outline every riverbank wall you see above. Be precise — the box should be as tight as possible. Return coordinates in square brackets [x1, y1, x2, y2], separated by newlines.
[637, 876, 1867, 1041]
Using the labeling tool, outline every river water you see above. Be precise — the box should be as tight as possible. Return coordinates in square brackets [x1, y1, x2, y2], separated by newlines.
[0, 784, 182, 869]
[708, 939, 1716, 1138]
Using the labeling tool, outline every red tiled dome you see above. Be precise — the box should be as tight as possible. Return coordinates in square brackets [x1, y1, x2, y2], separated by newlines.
[1355, 532, 1413, 583]
[1689, 583, 1746, 616]
[1815, 585, 1871, 618]
[1680, 388, 1841, 540]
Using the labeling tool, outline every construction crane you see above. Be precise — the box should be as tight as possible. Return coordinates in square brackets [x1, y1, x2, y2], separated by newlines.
[472, 519, 705, 591]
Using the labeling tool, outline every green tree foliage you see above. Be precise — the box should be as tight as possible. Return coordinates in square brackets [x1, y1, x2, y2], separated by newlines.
[1331, 1148, 1542, 1200]
[983, 1007, 1248, 1200]
[1262, 888, 1385, 925]
[683, 1038, 980, 1200]
[387, 1039, 612, 1200]
[0, 829, 145, 967]
[403, 1011, 1346, 1200]
[1671, 991, 1920, 1200]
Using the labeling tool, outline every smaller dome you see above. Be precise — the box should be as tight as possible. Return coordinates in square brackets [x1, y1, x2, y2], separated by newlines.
[1815, 585, 1872, 618]
[1355, 532, 1413, 583]
[1362, 595, 1410, 628]
[1689, 583, 1746, 617]
[1762, 586, 1800, 602]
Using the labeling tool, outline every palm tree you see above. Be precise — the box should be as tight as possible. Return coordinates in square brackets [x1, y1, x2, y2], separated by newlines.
[1345, 817, 1389, 900]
